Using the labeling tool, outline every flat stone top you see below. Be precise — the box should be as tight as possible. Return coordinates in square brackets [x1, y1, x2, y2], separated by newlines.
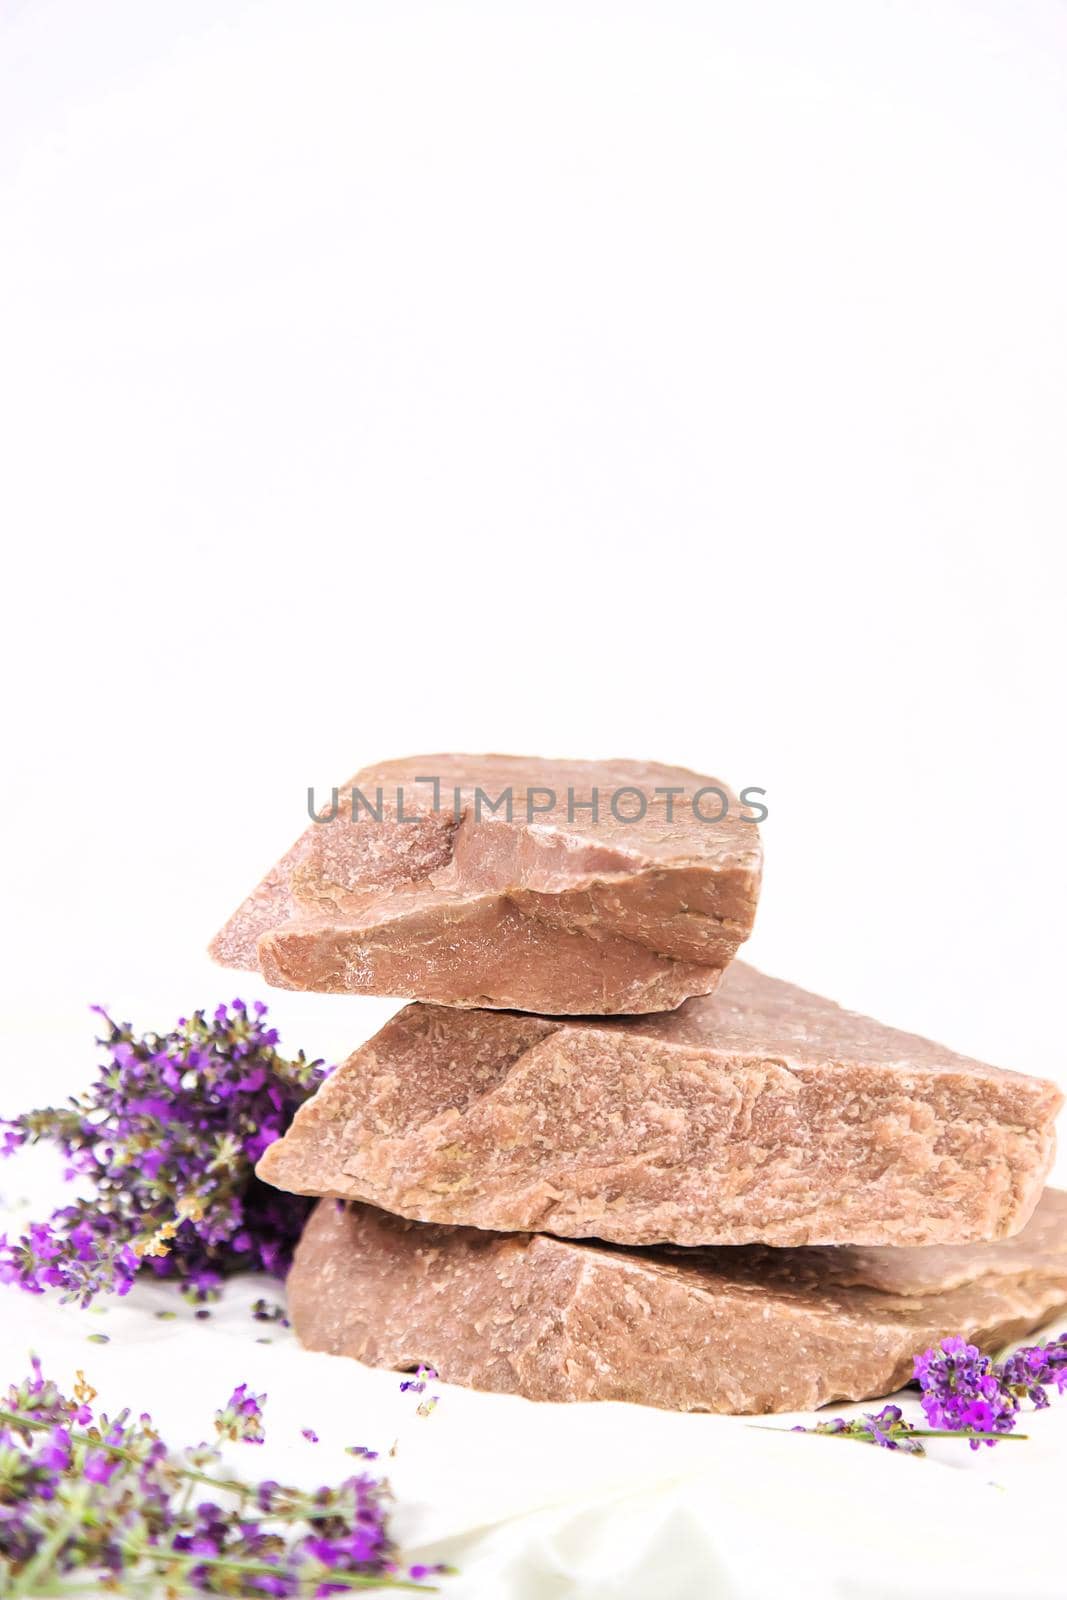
[378, 961, 1060, 1091]
[600, 962, 1047, 1083]
[339, 752, 761, 869]
[210, 752, 762, 1013]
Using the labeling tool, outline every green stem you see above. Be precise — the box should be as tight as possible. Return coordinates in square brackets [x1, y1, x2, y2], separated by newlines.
[895, 1428, 1027, 1442]
[753, 1424, 1028, 1443]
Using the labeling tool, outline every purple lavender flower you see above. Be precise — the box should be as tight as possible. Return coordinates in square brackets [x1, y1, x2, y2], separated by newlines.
[913, 1336, 1019, 1447]
[38, 1425, 73, 1471]
[0, 1125, 25, 1159]
[1001, 1332, 1067, 1409]
[0, 1002, 329, 1306]
[863, 1404, 922, 1452]
[84, 1447, 120, 1483]
[215, 1383, 267, 1445]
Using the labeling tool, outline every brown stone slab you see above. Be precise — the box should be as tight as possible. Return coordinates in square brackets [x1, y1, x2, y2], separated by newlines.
[259, 963, 1062, 1247]
[749, 1187, 1067, 1295]
[287, 1193, 1067, 1413]
[210, 754, 762, 1014]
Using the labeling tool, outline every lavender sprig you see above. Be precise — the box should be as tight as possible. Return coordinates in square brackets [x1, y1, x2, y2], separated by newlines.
[0, 1002, 329, 1306]
[785, 1402, 1027, 1454]
[792, 1404, 927, 1454]
[787, 1331, 1067, 1454]
[0, 1359, 442, 1596]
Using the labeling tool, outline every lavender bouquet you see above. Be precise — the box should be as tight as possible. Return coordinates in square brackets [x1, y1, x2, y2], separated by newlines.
[0, 1002, 328, 1306]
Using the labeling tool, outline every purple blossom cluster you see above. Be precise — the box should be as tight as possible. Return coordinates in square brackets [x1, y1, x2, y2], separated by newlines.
[914, 1336, 1019, 1445]
[0, 1359, 441, 1595]
[0, 1001, 329, 1306]
[913, 1333, 1067, 1447]
[1001, 1333, 1067, 1408]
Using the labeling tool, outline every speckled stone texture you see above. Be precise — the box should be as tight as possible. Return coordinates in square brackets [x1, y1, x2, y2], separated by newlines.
[287, 1192, 1067, 1413]
[259, 963, 1062, 1248]
[210, 753, 762, 1014]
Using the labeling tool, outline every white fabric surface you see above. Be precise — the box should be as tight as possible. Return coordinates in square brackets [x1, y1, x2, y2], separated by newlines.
[3, 1142, 1067, 1600]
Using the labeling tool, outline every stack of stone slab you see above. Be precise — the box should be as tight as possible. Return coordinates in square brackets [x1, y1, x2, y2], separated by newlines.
[211, 755, 1066, 1414]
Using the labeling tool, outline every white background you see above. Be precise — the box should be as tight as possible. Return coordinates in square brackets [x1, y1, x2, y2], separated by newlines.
[1, 4, 1066, 1596]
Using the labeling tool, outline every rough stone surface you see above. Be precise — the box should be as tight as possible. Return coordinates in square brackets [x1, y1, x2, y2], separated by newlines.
[210, 754, 762, 1014]
[259, 963, 1062, 1248]
[683, 1186, 1067, 1295]
[287, 1192, 1067, 1413]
